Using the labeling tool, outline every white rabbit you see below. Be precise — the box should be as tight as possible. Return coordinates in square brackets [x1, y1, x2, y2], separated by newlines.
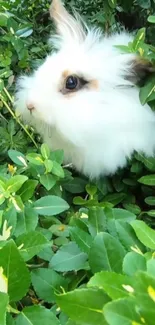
[15, 0, 155, 179]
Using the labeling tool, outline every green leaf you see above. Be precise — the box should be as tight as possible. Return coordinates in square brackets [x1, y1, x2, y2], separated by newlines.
[8, 150, 27, 167]
[66, 319, 78, 325]
[0, 240, 30, 301]
[140, 78, 155, 105]
[148, 15, 155, 23]
[147, 259, 155, 277]
[0, 193, 5, 206]
[86, 184, 97, 196]
[103, 193, 126, 206]
[131, 220, 155, 249]
[123, 252, 147, 276]
[34, 195, 69, 216]
[50, 224, 69, 237]
[0, 293, 9, 325]
[41, 143, 50, 159]
[131, 161, 143, 173]
[63, 178, 87, 194]
[70, 227, 93, 254]
[50, 150, 64, 164]
[89, 232, 126, 274]
[88, 207, 107, 237]
[69, 216, 88, 233]
[123, 203, 141, 215]
[138, 174, 155, 185]
[37, 245, 54, 262]
[0, 211, 3, 228]
[50, 242, 88, 272]
[10, 195, 24, 212]
[146, 210, 155, 217]
[44, 160, 53, 173]
[108, 0, 117, 8]
[105, 208, 136, 222]
[6, 313, 15, 325]
[0, 13, 8, 27]
[6, 175, 28, 193]
[133, 28, 146, 51]
[73, 196, 88, 206]
[104, 298, 142, 325]
[135, 153, 155, 171]
[40, 174, 56, 191]
[18, 180, 38, 201]
[133, 271, 155, 324]
[26, 153, 44, 165]
[52, 161, 64, 178]
[3, 206, 17, 236]
[16, 231, 50, 261]
[145, 196, 155, 206]
[0, 210, 3, 226]
[14, 208, 38, 237]
[115, 221, 144, 251]
[88, 271, 132, 300]
[31, 268, 68, 303]
[16, 27, 33, 38]
[56, 288, 109, 325]
[137, 0, 151, 9]
[15, 305, 60, 325]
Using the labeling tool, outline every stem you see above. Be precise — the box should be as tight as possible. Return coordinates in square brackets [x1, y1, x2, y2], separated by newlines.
[4, 87, 14, 104]
[26, 262, 45, 268]
[0, 94, 38, 148]
[0, 112, 8, 123]
[7, 305, 20, 314]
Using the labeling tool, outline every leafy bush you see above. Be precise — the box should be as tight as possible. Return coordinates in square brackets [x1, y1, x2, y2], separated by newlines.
[1, 0, 155, 324]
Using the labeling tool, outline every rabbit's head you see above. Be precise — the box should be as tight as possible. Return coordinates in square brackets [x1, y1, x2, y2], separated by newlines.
[15, 0, 153, 148]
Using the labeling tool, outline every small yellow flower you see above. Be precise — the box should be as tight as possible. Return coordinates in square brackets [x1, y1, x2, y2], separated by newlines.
[0, 267, 8, 293]
[8, 164, 16, 176]
[31, 297, 39, 305]
[58, 225, 65, 231]
[0, 220, 12, 241]
[148, 286, 155, 302]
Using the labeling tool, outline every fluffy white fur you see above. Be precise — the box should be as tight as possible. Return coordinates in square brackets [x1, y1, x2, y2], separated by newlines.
[15, 0, 155, 179]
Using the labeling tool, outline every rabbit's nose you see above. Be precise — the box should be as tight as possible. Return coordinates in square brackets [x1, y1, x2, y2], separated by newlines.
[26, 102, 34, 112]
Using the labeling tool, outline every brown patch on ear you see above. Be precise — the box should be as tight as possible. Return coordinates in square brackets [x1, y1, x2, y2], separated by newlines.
[50, 0, 67, 22]
[49, 0, 86, 42]
[127, 57, 155, 84]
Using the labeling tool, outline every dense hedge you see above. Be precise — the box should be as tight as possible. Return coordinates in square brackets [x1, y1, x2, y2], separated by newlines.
[1, 0, 155, 324]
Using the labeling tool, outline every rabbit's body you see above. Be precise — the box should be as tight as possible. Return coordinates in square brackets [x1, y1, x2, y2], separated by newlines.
[15, 0, 155, 178]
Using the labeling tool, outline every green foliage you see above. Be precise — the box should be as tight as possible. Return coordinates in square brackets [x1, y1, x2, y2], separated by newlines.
[0, 293, 9, 325]
[15, 305, 60, 325]
[0, 240, 30, 301]
[1, 0, 155, 324]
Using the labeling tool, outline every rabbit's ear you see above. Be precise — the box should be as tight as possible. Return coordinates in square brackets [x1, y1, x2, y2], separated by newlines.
[50, 0, 86, 42]
[127, 58, 155, 84]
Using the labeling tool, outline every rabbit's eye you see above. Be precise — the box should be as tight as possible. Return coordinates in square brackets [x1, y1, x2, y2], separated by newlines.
[66, 76, 78, 90]
[61, 74, 88, 94]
